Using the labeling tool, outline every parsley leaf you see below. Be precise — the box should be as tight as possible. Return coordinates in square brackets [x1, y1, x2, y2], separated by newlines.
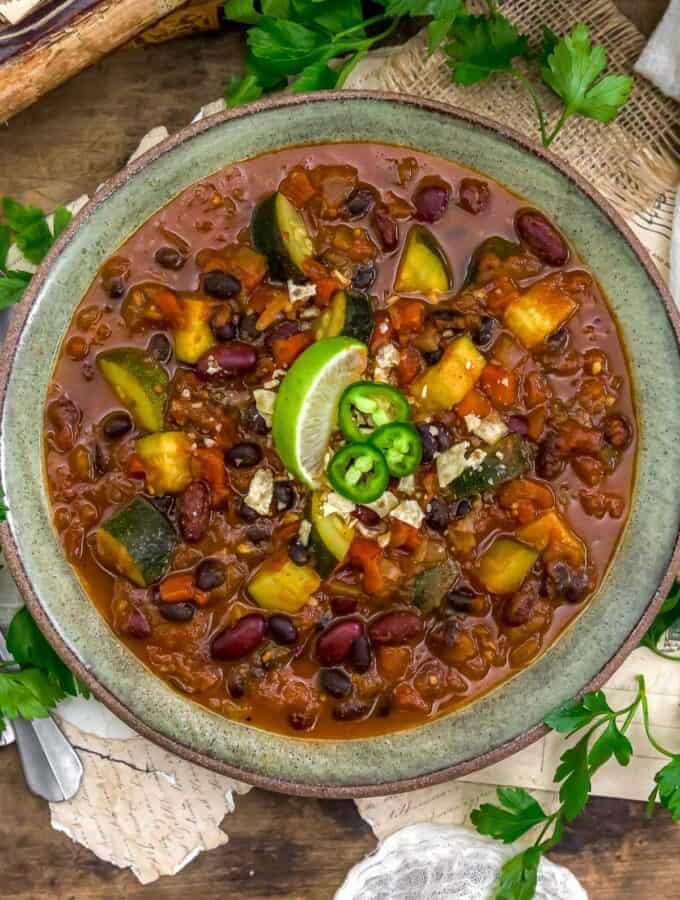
[554, 734, 591, 822]
[52, 206, 72, 241]
[292, 60, 340, 92]
[471, 786, 548, 843]
[247, 17, 335, 74]
[2, 198, 53, 265]
[541, 22, 633, 124]
[495, 847, 541, 900]
[0, 668, 63, 724]
[655, 758, 680, 820]
[544, 689, 612, 734]
[641, 580, 680, 658]
[0, 488, 7, 522]
[226, 73, 264, 107]
[588, 719, 633, 772]
[538, 25, 558, 66]
[7, 607, 88, 699]
[445, 12, 529, 85]
[0, 223, 10, 270]
[0, 270, 32, 309]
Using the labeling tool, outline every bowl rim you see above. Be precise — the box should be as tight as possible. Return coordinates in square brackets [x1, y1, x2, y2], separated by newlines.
[1, 89, 679, 798]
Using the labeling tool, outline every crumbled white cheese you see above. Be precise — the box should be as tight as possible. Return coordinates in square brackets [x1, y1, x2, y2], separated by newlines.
[436, 441, 486, 487]
[390, 500, 425, 530]
[322, 491, 356, 523]
[377, 531, 391, 547]
[375, 343, 400, 369]
[300, 306, 321, 319]
[244, 468, 274, 515]
[287, 280, 317, 304]
[464, 413, 509, 445]
[253, 388, 277, 427]
[373, 366, 394, 384]
[397, 475, 416, 494]
[365, 491, 399, 518]
[298, 520, 312, 546]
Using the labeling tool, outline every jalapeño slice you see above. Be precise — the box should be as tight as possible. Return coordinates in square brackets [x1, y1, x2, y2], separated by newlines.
[339, 382, 410, 443]
[327, 443, 389, 504]
[369, 422, 422, 478]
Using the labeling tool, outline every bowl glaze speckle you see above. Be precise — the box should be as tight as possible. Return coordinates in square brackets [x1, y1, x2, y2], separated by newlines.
[1, 93, 679, 797]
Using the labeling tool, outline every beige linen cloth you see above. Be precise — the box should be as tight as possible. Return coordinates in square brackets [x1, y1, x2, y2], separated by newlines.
[1, 0, 679, 884]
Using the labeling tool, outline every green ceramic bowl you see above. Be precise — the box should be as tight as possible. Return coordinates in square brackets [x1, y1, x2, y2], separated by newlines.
[1, 93, 679, 797]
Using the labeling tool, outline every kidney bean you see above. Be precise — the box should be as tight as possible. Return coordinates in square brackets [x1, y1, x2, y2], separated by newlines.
[195, 558, 225, 591]
[320, 668, 352, 698]
[264, 320, 299, 348]
[603, 414, 631, 450]
[211, 613, 266, 660]
[267, 614, 298, 645]
[373, 204, 398, 251]
[457, 177, 490, 214]
[547, 561, 589, 603]
[413, 181, 450, 223]
[47, 396, 81, 451]
[346, 188, 376, 218]
[425, 497, 449, 532]
[503, 584, 538, 626]
[515, 209, 569, 267]
[124, 608, 151, 639]
[331, 594, 358, 616]
[147, 332, 173, 363]
[204, 270, 241, 298]
[273, 480, 296, 511]
[352, 505, 381, 527]
[225, 442, 263, 468]
[351, 262, 377, 291]
[535, 434, 565, 479]
[237, 312, 261, 343]
[288, 539, 310, 566]
[102, 411, 133, 439]
[350, 634, 372, 673]
[317, 620, 363, 666]
[196, 342, 257, 378]
[333, 699, 370, 721]
[159, 601, 195, 622]
[246, 521, 274, 544]
[155, 246, 185, 270]
[177, 480, 211, 542]
[369, 611, 422, 646]
[507, 414, 529, 437]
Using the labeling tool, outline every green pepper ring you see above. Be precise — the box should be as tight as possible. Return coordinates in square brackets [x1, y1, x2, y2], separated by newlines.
[369, 421, 423, 478]
[338, 381, 411, 443]
[327, 442, 390, 504]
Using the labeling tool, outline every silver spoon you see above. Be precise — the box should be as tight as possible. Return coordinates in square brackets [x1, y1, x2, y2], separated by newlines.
[0, 629, 83, 801]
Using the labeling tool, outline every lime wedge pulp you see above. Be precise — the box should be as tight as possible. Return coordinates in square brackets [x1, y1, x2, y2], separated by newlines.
[273, 337, 368, 488]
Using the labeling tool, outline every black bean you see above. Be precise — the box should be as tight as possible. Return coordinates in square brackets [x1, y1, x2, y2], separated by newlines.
[446, 586, 477, 612]
[425, 497, 450, 532]
[473, 315, 495, 348]
[264, 320, 300, 350]
[346, 188, 375, 218]
[225, 442, 263, 468]
[159, 601, 195, 622]
[507, 414, 529, 437]
[237, 312, 260, 342]
[204, 270, 241, 299]
[241, 404, 270, 436]
[413, 183, 450, 223]
[350, 634, 372, 673]
[102, 411, 133, 439]
[416, 424, 438, 464]
[450, 498, 473, 519]
[332, 699, 369, 721]
[423, 348, 444, 366]
[195, 558, 225, 592]
[155, 246, 185, 270]
[351, 263, 377, 291]
[150, 495, 175, 517]
[246, 521, 274, 543]
[548, 561, 589, 603]
[320, 668, 353, 698]
[546, 326, 569, 350]
[239, 501, 259, 522]
[210, 308, 236, 342]
[107, 276, 126, 299]
[93, 442, 109, 475]
[147, 333, 173, 363]
[267, 614, 298, 646]
[433, 424, 452, 453]
[273, 480, 296, 511]
[288, 539, 310, 566]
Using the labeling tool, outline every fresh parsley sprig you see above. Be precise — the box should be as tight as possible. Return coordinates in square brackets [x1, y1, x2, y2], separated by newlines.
[471, 670, 680, 900]
[0, 607, 89, 736]
[640, 580, 680, 661]
[0, 198, 72, 309]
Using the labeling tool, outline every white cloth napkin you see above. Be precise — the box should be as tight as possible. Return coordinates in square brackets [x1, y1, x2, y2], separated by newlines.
[635, 0, 680, 101]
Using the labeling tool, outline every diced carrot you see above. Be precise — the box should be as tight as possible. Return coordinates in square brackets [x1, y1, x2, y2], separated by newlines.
[159, 572, 195, 603]
[255, 290, 291, 331]
[191, 448, 229, 507]
[390, 519, 421, 552]
[389, 299, 425, 333]
[193, 590, 211, 607]
[527, 407, 547, 442]
[279, 166, 316, 206]
[378, 646, 411, 680]
[272, 330, 315, 367]
[396, 345, 423, 387]
[301, 259, 342, 307]
[127, 454, 147, 478]
[479, 364, 517, 406]
[370, 310, 393, 353]
[455, 388, 492, 418]
[348, 537, 384, 593]
[152, 288, 185, 328]
[499, 478, 554, 511]
[201, 253, 229, 274]
[392, 682, 428, 712]
[221, 244, 268, 292]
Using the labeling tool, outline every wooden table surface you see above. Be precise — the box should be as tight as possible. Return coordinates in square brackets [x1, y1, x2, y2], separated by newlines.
[0, 3, 676, 898]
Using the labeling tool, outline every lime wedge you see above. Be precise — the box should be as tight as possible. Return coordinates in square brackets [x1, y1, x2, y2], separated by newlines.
[273, 337, 368, 488]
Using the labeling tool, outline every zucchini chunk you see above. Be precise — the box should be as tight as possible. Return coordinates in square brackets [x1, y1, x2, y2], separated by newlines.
[309, 491, 355, 577]
[248, 558, 321, 612]
[406, 559, 461, 613]
[503, 276, 577, 349]
[136, 431, 193, 495]
[252, 191, 315, 281]
[478, 537, 539, 594]
[411, 335, 486, 414]
[448, 433, 532, 499]
[464, 236, 523, 286]
[173, 296, 214, 364]
[96, 496, 176, 587]
[314, 290, 373, 344]
[395, 225, 451, 295]
[97, 348, 168, 433]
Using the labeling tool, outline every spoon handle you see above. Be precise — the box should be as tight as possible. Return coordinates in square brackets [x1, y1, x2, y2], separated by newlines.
[0, 629, 83, 801]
